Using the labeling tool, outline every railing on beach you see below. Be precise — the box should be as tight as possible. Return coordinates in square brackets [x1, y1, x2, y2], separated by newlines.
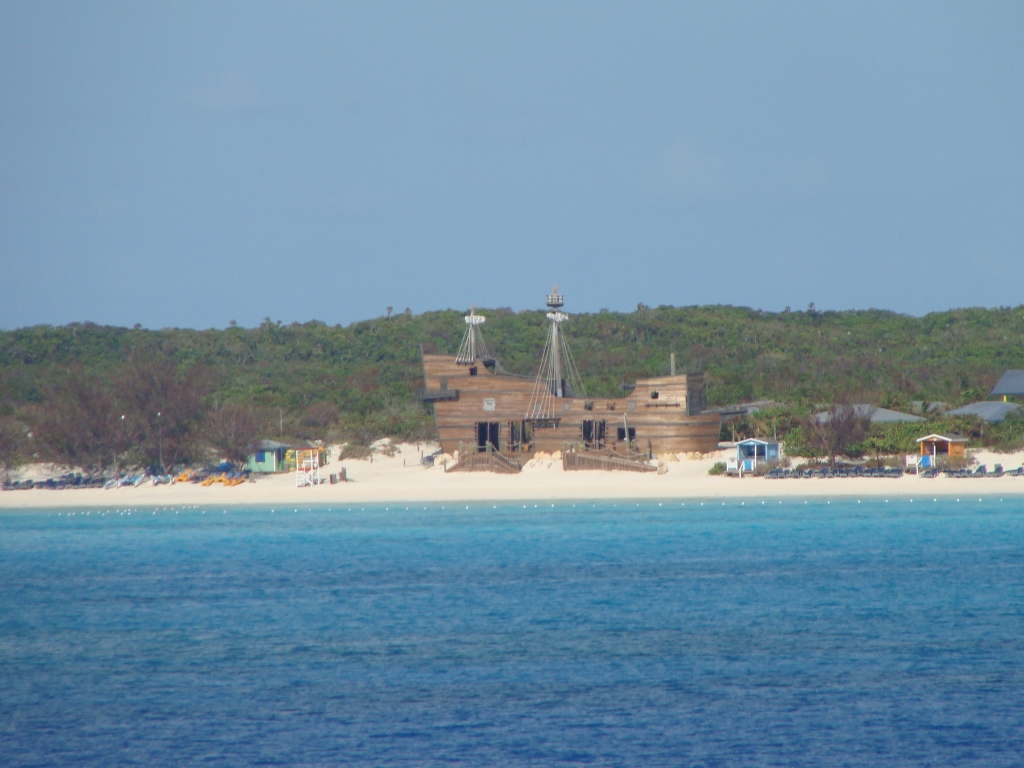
[446, 443, 523, 474]
[561, 443, 656, 473]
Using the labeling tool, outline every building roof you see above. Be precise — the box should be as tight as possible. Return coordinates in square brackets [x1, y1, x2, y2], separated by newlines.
[815, 404, 925, 424]
[736, 438, 778, 446]
[255, 439, 290, 450]
[867, 406, 926, 423]
[946, 400, 1023, 423]
[991, 370, 1024, 396]
[915, 433, 968, 443]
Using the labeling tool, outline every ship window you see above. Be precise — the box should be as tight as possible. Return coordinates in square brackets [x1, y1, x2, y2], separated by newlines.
[607, 403, 616, 410]
[616, 427, 636, 441]
[584, 401, 593, 411]
[440, 378, 447, 390]
[628, 400, 636, 411]
[650, 391, 659, 399]
[563, 402, 571, 412]
[469, 366, 478, 376]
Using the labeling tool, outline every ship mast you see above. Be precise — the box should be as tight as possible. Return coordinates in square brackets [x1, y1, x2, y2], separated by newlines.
[526, 287, 586, 422]
[548, 289, 565, 398]
[455, 306, 490, 364]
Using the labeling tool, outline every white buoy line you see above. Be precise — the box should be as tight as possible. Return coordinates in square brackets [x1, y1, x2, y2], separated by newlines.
[45, 495, 1010, 524]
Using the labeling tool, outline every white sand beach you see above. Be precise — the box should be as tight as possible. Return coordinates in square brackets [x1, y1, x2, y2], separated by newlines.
[4, 442, 1024, 510]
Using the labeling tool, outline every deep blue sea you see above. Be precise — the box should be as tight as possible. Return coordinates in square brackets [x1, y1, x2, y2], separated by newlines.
[2, 498, 1023, 766]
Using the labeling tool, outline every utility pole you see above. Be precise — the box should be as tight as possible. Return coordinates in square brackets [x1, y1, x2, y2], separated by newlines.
[116, 414, 126, 477]
[157, 411, 164, 474]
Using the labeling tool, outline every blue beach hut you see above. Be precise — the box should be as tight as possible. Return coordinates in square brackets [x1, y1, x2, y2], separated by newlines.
[728, 438, 780, 475]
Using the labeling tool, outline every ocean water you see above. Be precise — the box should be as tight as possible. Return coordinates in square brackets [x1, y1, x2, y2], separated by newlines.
[1, 498, 1023, 766]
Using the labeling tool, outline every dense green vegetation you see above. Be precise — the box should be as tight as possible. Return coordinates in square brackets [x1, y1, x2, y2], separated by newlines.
[2, 303, 1024, 472]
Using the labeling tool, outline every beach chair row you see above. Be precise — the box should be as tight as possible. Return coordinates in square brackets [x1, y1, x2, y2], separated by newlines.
[2, 473, 106, 490]
[764, 467, 904, 479]
[920, 464, 1024, 478]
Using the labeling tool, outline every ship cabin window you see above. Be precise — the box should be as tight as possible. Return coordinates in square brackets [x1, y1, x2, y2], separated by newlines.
[650, 391, 659, 399]
[607, 403, 616, 411]
[439, 378, 447, 390]
[584, 401, 594, 411]
[616, 427, 636, 441]
[627, 400, 637, 411]
[563, 402, 571, 412]
[469, 366, 478, 376]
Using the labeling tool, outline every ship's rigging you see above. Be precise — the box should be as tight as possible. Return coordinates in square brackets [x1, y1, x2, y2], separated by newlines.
[455, 306, 490, 364]
[526, 287, 586, 422]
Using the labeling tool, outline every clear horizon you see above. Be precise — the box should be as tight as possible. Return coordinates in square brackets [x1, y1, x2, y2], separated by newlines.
[2, 2, 1022, 330]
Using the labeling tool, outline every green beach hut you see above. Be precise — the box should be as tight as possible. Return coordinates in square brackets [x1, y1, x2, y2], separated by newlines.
[247, 440, 290, 473]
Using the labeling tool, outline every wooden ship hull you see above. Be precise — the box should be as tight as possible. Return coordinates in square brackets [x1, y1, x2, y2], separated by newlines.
[419, 293, 720, 458]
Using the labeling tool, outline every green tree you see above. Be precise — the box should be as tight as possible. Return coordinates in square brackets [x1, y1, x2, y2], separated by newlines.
[119, 354, 215, 470]
[803, 404, 870, 467]
[0, 416, 26, 481]
[28, 366, 118, 474]
[205, 403, 261, 467]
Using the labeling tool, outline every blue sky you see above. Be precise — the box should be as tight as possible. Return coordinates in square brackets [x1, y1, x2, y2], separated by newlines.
[1, 2, 1022, 329]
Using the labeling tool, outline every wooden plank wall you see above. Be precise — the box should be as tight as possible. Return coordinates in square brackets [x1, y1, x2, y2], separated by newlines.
[423, 354, 721, 455]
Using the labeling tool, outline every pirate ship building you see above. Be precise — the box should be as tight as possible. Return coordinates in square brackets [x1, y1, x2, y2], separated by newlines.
[419, 289, 721, 458]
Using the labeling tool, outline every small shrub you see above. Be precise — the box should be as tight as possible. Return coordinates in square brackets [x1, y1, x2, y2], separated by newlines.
[708, 461, 726, 475]
[301, 402, 339, 429]
[339, 443, 372, 460]
[988, 438, 1024, 454]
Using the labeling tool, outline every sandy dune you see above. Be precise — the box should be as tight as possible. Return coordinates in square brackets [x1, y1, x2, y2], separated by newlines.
[4, 443, 1024, 510]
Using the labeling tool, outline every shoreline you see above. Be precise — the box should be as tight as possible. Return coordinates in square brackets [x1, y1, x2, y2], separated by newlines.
[4, 443, 1024, 510]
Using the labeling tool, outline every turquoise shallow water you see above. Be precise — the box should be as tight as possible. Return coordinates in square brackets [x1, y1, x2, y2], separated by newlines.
[1, 498, 1023, 766]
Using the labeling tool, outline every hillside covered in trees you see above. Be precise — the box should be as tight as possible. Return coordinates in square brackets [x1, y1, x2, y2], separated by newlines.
[2, 303, 1024, 472]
